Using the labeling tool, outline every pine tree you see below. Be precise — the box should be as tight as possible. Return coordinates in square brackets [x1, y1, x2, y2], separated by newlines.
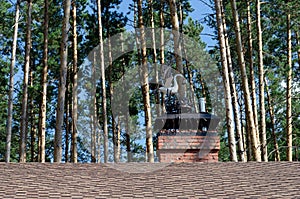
[214, 0, 237, 162]
[38, 0, 49, 163]
[222, 2, 244, 161]
[286, 1, 292, 161]
[256, 0, 267, 161]
[55, 0, 71, 162]
[168, 0, 184, 98]
[97, 0, 108, 163]
[5, 0, 20, 163]
[71, 0, 78, 163]
[137, 0, 154, 163]
[229, 0, 261, 161]
[246, 0, 259, 160]
[20, 0, 33, 162]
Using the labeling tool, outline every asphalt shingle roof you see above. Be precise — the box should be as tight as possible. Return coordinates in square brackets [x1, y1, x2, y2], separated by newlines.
[1, 162, 300, 198]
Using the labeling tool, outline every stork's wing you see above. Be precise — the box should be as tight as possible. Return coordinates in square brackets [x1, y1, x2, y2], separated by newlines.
[162, 65, 173, 88]
[164, 77, 173, 88]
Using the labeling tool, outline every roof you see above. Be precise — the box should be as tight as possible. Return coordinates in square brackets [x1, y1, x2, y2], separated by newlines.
[1, 162, 300, 198]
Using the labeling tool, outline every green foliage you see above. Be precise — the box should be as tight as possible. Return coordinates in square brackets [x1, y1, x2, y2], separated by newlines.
[205, 0, 300, 161]
[219, 141, 230, 162]
[5, 0, 299, 163]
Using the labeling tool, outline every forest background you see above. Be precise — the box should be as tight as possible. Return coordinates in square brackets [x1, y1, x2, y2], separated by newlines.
[0, 0, 299, 163]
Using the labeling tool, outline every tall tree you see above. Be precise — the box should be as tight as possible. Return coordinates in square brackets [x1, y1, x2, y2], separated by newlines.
[148, 0, 160, 116]
[20, 0, 33, 162]
[297, 31, 300, 69]
[108, 35, 119, 163]
[115, 119, 121, 162]
[29, 67, 37, 162]
[5, 0, 20, 163]
[256, 0, 267, 161]
[91, 58, 97, 163]
[286, 2, 292, 161]
[97, 0, 108, 163]
[168, 0, 182, 68]
[159, 0, 165, 66]
[214, 0, 237, 162]
[168, 0, 181, 65]
[38, 0, 49, 163]
[64, 71, 70, 162]
[230, 0, 261, 161]
[159, 0, 165, 112]
[221, 2, 244, 162]
[246, 0, 259, 159]
[71, 0, 78, 163]
[265, 77, 280, 161]
[55, 0, 71, 162]
[137, 0, 154, 162]
[182, 18, 201, 113]
[119, 32, 132, 162]
[168, 0, 184, 98]
[148, 0, 157, 66]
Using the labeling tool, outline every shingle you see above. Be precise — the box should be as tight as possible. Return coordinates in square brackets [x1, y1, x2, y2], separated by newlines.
[0, 162, 300, 198]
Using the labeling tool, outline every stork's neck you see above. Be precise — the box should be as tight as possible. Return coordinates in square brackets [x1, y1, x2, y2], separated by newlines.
[173, 75, 178, 90]
[173, 74, 184, 91]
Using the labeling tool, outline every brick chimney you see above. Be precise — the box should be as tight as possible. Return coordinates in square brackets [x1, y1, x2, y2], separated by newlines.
[156, 98, 220, 163]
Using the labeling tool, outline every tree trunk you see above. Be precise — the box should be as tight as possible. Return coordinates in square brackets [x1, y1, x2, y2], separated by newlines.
[265, 77, 280, 161]
[148, 0, 160, 116]
[159, 0, 166, 113]
[214, 0, 237, 162]
[64, 71, 70, 162]
[110, 80, 118, 162]
[221, 1, 245, 162]
[93, 61, 98, 163]
[55, 0, 71, 162]
[286, 7, 293, 161]
[30, 118, 37, 162]
[185, 63, 199, 112]
[197, 74, 206, 99]
[125, 112, 131, 162]
[169, 0, 185, 101]
[5, 0, 20, 163]
[137, 0, 154, 163]
[148, 0, 157, 65]
[120, 33, 131, 162]
[68, 96, 73, 162]
[230, 0, 261, 161]
[169, 0, 182, 72]
[116, 118, 121, 162]
[97, 0, 108, 163]
[91, 115, 96, 163]
[246, 0, 259, 160]
[168, 0, 184, 99]
[38, 0, 49, 163]
[242, 125, 248, 161]
[180, 2, 198, 113]
[20, 0, 33, 163]
[238, 97, 250, 160]
[93, 92, 100, 163]
[160, 0, 165, 65]
[106, 31, 119, 163]
[71, 0, 78, 163]
[29, 67, 37, 162]
[296, 31, 300, 69]
[256, 0, 267, 162]
[92, 51, 101, 163]
[91, 58, 97, 163]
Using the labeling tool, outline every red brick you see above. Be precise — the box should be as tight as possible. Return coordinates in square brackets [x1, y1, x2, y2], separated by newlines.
[157, 133, 220, 163]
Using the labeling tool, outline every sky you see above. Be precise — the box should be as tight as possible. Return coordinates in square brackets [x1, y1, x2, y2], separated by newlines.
[188, 0, 217, 48]
[118, 0, 217, 49]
